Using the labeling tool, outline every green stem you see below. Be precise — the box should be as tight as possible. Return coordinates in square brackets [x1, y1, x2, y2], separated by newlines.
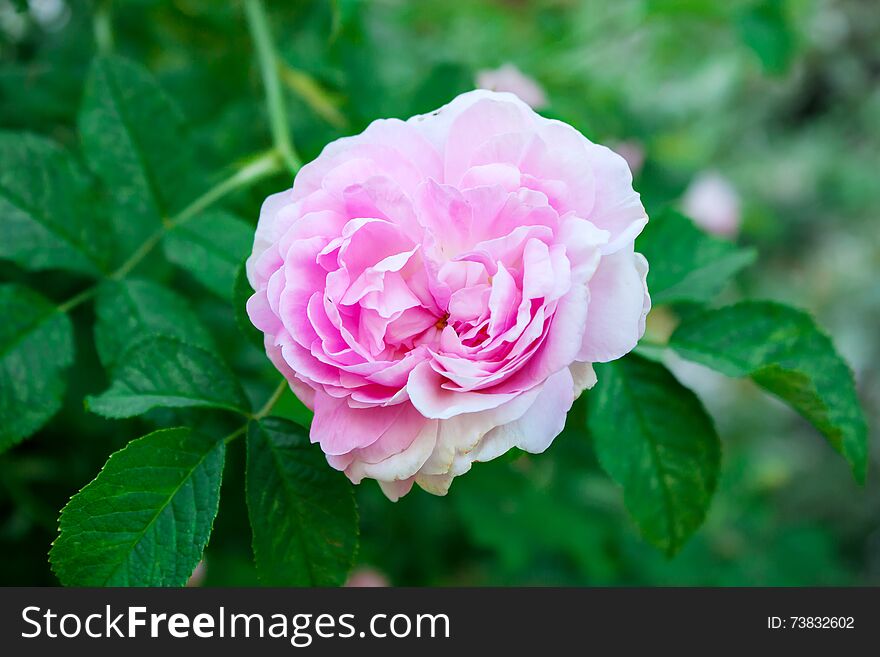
[109, 228, 165, 280]
[224, 378, 288, 445]
[244, 0, 301, 175]
[57, 286, 99, 314]
[168, 149, 282, 228]
[254, 378, 288, 420]
[93, 1, 114, 55]
[56, 149, 282, 314]
[223, 425, 247, 445]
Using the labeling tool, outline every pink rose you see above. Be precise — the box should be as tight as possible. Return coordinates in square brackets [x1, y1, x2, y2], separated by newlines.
[345, 567, 390, 587]
[681, 171, 741, 238]
[475, 64, 548, 109]
[247, 90, 650, 499]
[611, 140, 646, 177]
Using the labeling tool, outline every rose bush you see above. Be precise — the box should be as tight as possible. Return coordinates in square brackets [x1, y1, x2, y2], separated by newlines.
[247, 90, 650, 499]
[11, 2, 867, 588]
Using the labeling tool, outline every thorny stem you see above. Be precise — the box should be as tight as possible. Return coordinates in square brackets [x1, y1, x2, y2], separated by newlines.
[244, 0, 302, 176]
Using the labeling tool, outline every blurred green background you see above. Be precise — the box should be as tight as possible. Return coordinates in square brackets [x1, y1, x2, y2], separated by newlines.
[1, 0, 877, 586]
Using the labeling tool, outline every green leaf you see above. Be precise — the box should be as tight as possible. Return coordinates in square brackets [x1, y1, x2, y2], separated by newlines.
[79, 55, 199, 251]
[94, 278, 213, 370]
[737, 0, 796, 76]
[51, 427, 224, 586]
[87, 335, 250, 418]
[234, 261, 264, 349]
[670, 301, 868, 482]
[0, 131, 110, 275]
[636, 208, 755, 305]
[247, 417, 357, 586]
[0, 284, 74, 452]
[164, 210, 253, 299]
[589, 353, 721, 555]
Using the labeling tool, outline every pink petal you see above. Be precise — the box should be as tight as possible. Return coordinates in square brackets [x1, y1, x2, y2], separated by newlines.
[578, 247, 651, 363]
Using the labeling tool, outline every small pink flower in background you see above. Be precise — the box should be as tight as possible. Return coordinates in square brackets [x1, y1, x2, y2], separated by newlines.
[345, 567, 390, 587]
[682, 171, 741, 238]
[186, 560, 206, 587]
[611, 141, 645, 177]
[476, 64, 548, 109]
[247, 90, 650, 499]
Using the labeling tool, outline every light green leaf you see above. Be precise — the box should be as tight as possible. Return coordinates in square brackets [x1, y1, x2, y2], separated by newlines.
[94, 278, 213, 370]
[636, 208, 755, 305]
[51, 427, 224, 586]
[0, 284, 74, 452]
[0, 131, 110, 275]
[234, 261, 263, 349]
[247, 417, 357, 586]
[670, 301, 868, 482]
[589, 353, 721, 555]
[87, 335, 250, 418]
[79, 55, 199, 252]
[164, 210, 254, 298]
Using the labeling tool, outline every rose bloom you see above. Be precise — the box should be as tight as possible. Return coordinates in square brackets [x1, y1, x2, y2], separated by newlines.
[611, 140, 645, 177]
[475, 64, 548, 109]
[345, 567, 390, 588]
[681, 171, 741, 238]
[247, 90, 650, 500]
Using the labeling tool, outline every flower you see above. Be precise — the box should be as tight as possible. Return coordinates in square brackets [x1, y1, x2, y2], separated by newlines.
[611, 140, 646, 177]
[247, 90, 650, 499]
[476, 64, 548, 109]
[682, 171, 741, 238]
[345, 567, 390, 587]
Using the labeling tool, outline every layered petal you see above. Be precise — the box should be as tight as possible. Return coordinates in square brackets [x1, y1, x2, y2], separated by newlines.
[246, 90, 650, 499]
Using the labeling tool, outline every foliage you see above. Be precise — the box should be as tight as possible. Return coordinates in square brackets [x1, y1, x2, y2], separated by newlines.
[1, 0, 875, 587]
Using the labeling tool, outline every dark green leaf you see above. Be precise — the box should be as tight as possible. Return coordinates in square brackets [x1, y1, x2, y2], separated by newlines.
[0, 131, 110, 275]
[164, 210, 253, 298]
[453, 459, 617, 581]
[234, 261, 264, 349]
[51, 427, 224, 586]
[247, 417, 357, 586]
[79, 55, 199, 252]
[86, 335, 250, 418]
[94, 278, 213, 370]
[589, 354, 721, 554]
[0, 284, 74, 452]
[636, 208, 755, 305]
[670, 301, 868, 482]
